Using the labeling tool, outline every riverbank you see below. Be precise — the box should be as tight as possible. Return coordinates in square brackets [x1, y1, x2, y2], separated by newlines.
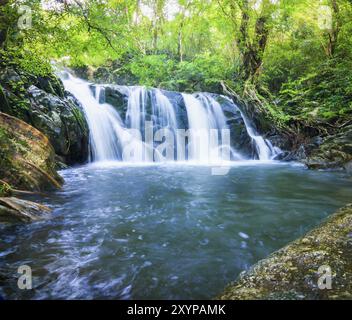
[219, 203, 352, 300]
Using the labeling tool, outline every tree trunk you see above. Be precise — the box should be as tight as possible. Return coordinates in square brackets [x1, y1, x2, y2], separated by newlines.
[326, 0, 340, 58]
[0, 0, 9, 47]
[178, 18, 185, 62]
[237, 1, 270, 82]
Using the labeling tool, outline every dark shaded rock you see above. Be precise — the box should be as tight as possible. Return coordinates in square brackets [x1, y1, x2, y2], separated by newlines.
[28, 86, 89, 164]
[219, 204, 352, 300]
[214, 95, 253, 157]
[94, 67, 112, 83]
[71, 65, 95, 81]
[35, 75, 65, 98]
[0, 66, 89, 164]
[104, 85, 130, 114]
[305, 125, 352, 171]
[161, 89, 189, 129]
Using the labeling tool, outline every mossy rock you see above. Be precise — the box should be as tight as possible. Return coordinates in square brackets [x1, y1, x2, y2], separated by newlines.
[0, 65, 89, 165]
[218, 204, 352, 300]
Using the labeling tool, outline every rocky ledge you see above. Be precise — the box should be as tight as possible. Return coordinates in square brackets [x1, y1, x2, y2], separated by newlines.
[219, 203, 352, 300]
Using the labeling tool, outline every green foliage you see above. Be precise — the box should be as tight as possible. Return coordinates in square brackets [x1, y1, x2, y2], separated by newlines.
[128, 54, 176, 88]
[0, 48, 52, 77]
[175, 54, 232, 92]
[0, 179, 12, 197]
[123, 53, 231, 92]
[0, 0, 351, 124]
[279, 59, 352, 120]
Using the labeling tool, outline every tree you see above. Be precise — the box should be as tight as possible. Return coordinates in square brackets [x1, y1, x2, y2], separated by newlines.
[233, 0, 278, 83]
[0, 0, 14, 48]
[325, 0, 340, 57]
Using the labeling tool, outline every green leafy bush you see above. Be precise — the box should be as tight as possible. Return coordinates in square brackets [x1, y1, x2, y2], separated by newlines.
[279, 59, 352, 120]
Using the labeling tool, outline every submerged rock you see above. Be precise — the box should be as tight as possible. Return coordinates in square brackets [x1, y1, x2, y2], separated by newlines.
[218, 204, 352, 300]
[0, 197, 51, 222]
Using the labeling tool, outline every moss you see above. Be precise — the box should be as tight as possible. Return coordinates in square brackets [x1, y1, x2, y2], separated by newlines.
[218, 204, 352, 300]
[70, 105, 88, 134]
[0, 180, 12, 197]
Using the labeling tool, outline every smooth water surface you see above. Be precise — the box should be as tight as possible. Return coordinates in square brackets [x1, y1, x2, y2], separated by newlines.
[0, 163, 351, 299]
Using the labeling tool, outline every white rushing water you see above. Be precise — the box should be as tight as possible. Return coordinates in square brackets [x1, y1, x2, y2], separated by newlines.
[62, 72, 279, 163]
[221, 96, 278, 161]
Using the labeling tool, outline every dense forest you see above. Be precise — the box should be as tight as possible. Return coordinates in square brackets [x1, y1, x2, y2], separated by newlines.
[1, 0, 352, 120]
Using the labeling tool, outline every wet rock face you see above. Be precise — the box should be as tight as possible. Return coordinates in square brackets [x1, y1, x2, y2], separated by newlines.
[0, 66, 89, 165]
[306, 125, 352, 171]
[214, 95, 253, 158]
[103, 85, 130, 115]
[219, 204, 352, 300]
[28, 86, 89, 164]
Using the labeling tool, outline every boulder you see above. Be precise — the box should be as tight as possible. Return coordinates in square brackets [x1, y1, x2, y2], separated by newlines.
[0, 112, 61, 223]
[0, 66, 89, 165]
[28, 86, 89, 164]
[219, 204, 352, 300]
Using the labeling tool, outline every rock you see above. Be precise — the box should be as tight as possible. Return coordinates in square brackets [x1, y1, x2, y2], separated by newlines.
[214, 95, 253, 157]
[0, 197, 51, 222]
[218, 204, 352, 300]
[0, 66, 89, 165]
[28, 86, 89, 164]
[94, 66, 113, 83]
[103, 85, 130, 114]
[306, 125, 352, 171]
[71, 65, 95, 81]
[0, 112, 63, 192]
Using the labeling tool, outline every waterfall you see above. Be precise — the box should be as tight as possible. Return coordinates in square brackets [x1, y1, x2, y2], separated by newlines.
[182, 93, 242, 163]
[61, 72, 279, 164]
[62, 75, 122, 162]
[221, 96, 279, 161]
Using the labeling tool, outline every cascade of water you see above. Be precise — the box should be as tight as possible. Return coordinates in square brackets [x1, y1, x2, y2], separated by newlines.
[219, 95, 280, 160]
[198, 93, 244, 161]
[125, 87, 147, 131]
[61, 72, 279, 164]
[182, 93, 242, 162]
[62, 75, 122, 162]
